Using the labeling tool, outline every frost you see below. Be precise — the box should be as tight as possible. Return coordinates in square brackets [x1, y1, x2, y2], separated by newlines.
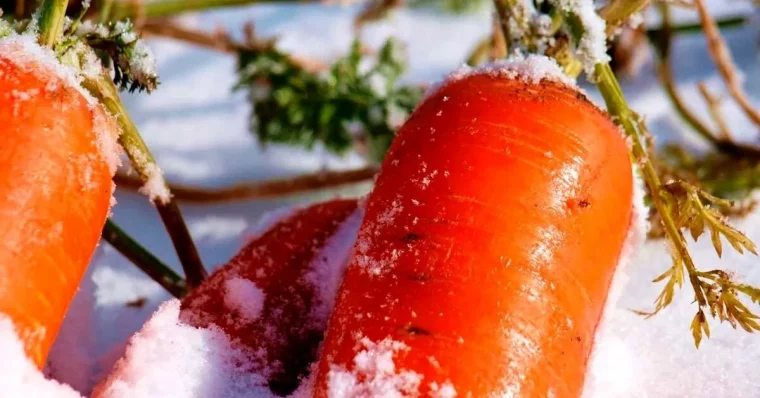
[327, 337, 422, 397]
[548, 0, 610, 77]
[0, 316, 83, 398]
[224, 277, 266, 322]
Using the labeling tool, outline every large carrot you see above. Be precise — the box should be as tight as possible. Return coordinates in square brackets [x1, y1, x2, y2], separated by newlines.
[314, 66, 634, 397]
[0, 38, 119, 368]
[180, 198, 362, 395]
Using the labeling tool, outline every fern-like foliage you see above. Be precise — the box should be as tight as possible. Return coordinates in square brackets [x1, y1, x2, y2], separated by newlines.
[235, 38, 423, 161]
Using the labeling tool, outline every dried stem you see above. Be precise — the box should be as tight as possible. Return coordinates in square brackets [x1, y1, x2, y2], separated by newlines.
[106, 0, 300, 21]
[36, 0, 70, 47]
[698, 82, 732, 141]
[114, 166, 377, 203]
[102, 219, 188, 298]
[81, 73, 208, 288]
[654, 4, 760, 160]
[694, 0, 760, 127]
[492, 0, 513, 51]
[139, 20, 329, 72]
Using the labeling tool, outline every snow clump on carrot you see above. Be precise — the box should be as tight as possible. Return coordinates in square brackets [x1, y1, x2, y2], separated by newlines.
[0, 317, 83, 398]
[327, 336, 424, 397]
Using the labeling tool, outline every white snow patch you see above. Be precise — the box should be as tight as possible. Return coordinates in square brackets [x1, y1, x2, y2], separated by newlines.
[0, 316, 83, 398]
[327, 336, 422, 397]
[429, 381, 457, 398]
[135, 162, 171, 204]
[224, 277, 266, 322]
[91, 300, 272, 398]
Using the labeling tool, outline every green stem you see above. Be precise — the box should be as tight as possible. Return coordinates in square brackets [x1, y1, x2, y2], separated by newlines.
[108, 0, 301, 21]
[82, 73, 208, 289]
[102, 219, 188, 298]
[36, 0, 69, 47]
[595, 62, 708, 308]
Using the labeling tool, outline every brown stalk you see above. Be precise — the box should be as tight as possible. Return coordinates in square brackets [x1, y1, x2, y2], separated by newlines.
[655, 3, 760, 160]
[139, 19, 330, 72]
[697, 82, 733, 141]
[114, 167, 377, 203]
[693, 0, 760, 127]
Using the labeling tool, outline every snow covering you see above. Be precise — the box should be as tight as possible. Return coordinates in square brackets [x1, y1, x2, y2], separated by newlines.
[91, 300, 272, 398]
[4, 1, 752, 397]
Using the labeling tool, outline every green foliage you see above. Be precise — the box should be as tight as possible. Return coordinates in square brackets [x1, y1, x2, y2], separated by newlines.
[235, 38, 423, 161]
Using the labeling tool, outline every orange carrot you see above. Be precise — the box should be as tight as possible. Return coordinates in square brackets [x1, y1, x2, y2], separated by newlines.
[180, 198, 362, 395]
[314, 70, 634, 397]
[0, 43, 119, 368]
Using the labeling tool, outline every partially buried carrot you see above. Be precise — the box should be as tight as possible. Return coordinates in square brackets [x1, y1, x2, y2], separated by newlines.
[180, 198, 362, 396]
[314, 59, 635, 397]
[0, 37, 120, 368]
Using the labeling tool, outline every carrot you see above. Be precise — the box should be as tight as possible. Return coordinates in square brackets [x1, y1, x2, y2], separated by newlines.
[0, 41, 119, 368]
[180, 198, 362, 395]
[314, 69, 634, 397]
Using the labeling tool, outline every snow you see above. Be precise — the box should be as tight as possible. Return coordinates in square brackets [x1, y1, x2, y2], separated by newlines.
[91, 300, 272, 398]
[0, 316, 83, 398]
[133, 159, 171, 204]
[327, 337, 423, 398]
[3, 1, 753, 397]
[223, 277, 265, 322]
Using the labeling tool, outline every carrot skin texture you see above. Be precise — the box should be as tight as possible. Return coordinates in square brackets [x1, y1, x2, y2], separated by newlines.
[315, 76, 634, 397]
[180, 199, 359, 396]
[0, 56, 115, 367]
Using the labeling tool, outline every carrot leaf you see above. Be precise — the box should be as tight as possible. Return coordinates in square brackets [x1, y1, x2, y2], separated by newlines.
[235, 37, 423, 162]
